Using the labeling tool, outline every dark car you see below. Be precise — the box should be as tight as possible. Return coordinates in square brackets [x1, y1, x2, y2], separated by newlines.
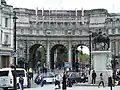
[67, 72, 81, 84]
[67, 72, 88, 85]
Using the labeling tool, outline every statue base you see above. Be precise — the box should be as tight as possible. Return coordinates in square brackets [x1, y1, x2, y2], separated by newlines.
[88, 50, 113, 84]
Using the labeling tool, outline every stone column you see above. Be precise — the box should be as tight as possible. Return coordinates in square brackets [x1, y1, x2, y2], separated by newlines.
[116, 40, 119, 56]
[46, 41, 50, 69]
[0, 5, 1, 47]
[68, 41, 72, 62]
[0, 56, 2, 68]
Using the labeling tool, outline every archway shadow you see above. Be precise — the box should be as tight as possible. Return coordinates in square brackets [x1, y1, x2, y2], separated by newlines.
[29, 44, 45, 70]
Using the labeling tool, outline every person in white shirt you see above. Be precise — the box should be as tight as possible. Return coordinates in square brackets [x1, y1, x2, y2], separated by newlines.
[55, 74, 61, 89]
[98, 73, 105, 87]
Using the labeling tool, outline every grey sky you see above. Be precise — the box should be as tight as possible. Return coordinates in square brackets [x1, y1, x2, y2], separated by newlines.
[6, 0, 120, 13]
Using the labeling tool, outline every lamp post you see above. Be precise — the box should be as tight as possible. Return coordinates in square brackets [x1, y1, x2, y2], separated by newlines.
[111, 18, 116, 81]
[24, 40, 28, 70]
[80, 44, 83, 71]
[89, 32, 92, 75]
[13, 11, 18, 90]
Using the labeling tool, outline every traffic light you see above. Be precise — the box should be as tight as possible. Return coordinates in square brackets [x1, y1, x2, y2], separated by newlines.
[111, 59, 119, 69]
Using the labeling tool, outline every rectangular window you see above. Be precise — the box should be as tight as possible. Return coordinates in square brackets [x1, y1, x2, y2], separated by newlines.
[0, 71, 9, 76]
[4, 34, 9, 44]
[21, 29, 24, 34]
[12, 70, 25, 77]
[5, 18, 8, 27]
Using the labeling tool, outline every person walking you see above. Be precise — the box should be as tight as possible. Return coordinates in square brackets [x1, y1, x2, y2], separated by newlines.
[19, 76, 24, 90]
[98, 73, 105, 88]
[28, 68, 33, 80]
[40, 74, 44, 87]
[62, 72, 67, 90]
[92, 70, 97, 84]
[55, 74, 61, 89]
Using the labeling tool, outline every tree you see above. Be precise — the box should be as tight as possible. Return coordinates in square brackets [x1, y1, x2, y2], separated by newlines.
[56, 46, 68, 68]
[36, 46, 46, 67]
[78, 52, 89, 61]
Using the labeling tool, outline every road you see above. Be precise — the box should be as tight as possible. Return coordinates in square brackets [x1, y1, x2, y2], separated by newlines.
[29, 73, 120, 90]
[24, 84, 120, 90]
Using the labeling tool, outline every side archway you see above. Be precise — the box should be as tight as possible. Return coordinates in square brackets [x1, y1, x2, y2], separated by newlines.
[29, 44, 46, 70]
[72, 44, 90, 71]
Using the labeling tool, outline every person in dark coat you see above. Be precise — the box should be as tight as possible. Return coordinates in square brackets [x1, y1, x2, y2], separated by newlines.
[40, 75, 44, 87]
[92, 70, 97, 84]
[67, 78, 72, 87]
[19, 76, 24, 90]
[62, 72, 67, 90]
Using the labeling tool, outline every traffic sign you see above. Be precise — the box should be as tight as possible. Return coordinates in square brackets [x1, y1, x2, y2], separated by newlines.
[11, 51, 17, 57]
[64, 62, 72, 68]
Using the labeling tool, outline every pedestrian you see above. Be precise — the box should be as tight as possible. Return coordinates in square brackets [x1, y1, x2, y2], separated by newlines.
[62, 72, 67, 90]
[98, 73, 105, 88]
[28, 68, 33, 80]
[81, 73, 86, 83]
[67, 78, 72, 87]
[55, 74, 61, 89]
[19, 75, 24, 90]
[40, 74, 44, 87]
[92, 70, 97, 84]
[27, 73, 31, 88]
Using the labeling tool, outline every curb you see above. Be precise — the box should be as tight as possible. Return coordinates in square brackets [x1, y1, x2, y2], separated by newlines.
[74, 83, 108, 87]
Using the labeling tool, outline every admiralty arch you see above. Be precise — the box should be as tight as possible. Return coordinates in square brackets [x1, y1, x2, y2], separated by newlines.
[15, 8, 120, 70]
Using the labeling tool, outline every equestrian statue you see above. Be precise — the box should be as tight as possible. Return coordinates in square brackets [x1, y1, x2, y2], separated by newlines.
[92, 30, 110, 50]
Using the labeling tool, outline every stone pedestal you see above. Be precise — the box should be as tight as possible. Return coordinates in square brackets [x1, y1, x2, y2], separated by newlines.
[88, 51, 113, 84]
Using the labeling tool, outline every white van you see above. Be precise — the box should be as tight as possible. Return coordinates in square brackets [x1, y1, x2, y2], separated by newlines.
[0, 68, 28, 90]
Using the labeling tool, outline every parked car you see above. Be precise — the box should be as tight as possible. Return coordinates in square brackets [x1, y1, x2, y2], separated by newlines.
[67, 72, 81, 84]
[35, 72, 55, 84]
[0, 68, 28, 90]
[67, 72, 88, 85]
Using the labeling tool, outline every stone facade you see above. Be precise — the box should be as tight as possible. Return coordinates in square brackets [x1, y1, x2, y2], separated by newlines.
[1, 0, 120, 69]
[0, 0, 14, 68]
[12, 7, 120, 69]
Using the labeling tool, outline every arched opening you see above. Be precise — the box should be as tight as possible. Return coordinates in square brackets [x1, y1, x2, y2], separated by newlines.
[72, 44, 90, 72]
[29, 44, 46, 71]
[50, 44, 68, 70]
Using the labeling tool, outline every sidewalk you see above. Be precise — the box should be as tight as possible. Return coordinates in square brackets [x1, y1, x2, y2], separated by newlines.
[74, 82, 108, 87]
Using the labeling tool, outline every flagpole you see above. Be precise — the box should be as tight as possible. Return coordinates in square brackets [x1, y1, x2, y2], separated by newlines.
[35, 7, 38, 28]
[55, 8, 57, 29]
[75, 8, 78, 28]
[49, 8, 51, 27]
[62, 8, 64, 29]
[81, 8, 84, 25]
[69, 9, 71, 28]
[42, 8, 44, 29]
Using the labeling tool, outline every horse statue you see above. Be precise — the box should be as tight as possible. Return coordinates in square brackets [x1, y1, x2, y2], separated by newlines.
[92, 31, 110, 50]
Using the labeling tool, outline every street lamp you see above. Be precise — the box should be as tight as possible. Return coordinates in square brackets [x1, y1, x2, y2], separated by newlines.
[13, 11, 18, 90]
[89, 31, 92, 75]
[24, 40, 28, 70]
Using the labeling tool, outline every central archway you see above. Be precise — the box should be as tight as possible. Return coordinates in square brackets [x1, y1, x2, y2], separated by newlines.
[50, 44, 68, 70]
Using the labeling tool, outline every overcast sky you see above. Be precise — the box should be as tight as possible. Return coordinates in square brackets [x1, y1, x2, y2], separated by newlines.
[6, 0, 120, 13]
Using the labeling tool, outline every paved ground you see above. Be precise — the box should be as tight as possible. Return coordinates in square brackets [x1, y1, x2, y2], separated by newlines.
[24, 84, 120, 90]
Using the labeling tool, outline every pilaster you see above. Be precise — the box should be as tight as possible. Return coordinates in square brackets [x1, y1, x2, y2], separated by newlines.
[46, 41, 50, 69]
[68, 41, 72, 62]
